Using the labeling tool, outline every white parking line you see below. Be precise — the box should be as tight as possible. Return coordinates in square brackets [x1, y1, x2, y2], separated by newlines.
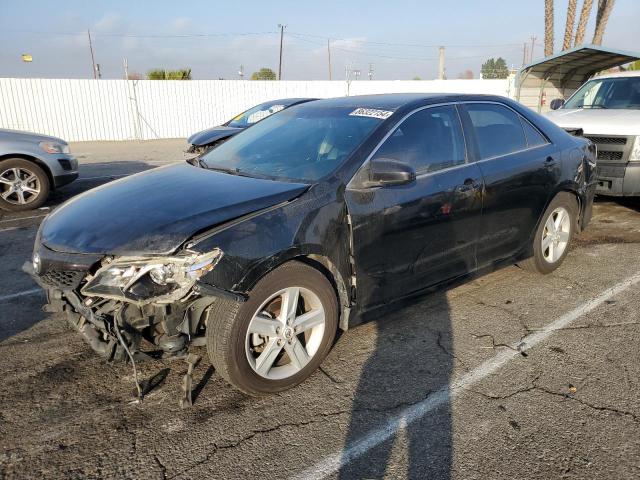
[76, 174, 129, 181]
[0, 214, 47, 225]
[0, 288, 43, 303]
[292, 271, 640, 480]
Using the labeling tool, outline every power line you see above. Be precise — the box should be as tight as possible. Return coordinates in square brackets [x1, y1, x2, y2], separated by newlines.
[2, 29, 278, 38]
[3, 27, 533, 49]
[287, 31, 525, 49]
[288, 33, 520, 62]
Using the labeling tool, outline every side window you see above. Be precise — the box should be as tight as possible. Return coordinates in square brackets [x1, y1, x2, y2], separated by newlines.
[520, 116, 548, 148]
[466, 103, 527, 160]
[373, 105, 466, 174]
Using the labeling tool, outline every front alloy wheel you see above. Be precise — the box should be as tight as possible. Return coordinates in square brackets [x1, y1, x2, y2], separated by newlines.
[246, 287, 326, 380]
[0, 159, 50, 211]
[206, 260, 338, 395]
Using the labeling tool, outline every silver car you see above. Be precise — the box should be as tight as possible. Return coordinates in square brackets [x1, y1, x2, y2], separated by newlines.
[0, 129, 78, 211]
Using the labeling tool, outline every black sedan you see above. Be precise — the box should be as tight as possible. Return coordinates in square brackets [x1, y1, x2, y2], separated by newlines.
[28, 94, 597, 396]
[186, 98, 315, 155]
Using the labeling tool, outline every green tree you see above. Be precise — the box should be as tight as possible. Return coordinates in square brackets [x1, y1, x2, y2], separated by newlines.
[627, 60, 640, 71]
[412, 76, 422, 80]
[146, 68, 192, 80]
[250, 68, 277, 80]
[481, 57, 509, 79]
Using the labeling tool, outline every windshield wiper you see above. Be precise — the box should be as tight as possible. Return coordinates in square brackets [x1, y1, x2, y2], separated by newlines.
[206, 165, 243, 175]
[204, 164, 264, 179]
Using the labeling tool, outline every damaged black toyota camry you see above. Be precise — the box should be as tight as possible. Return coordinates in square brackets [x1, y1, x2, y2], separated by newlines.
[26, 94, 597, 396]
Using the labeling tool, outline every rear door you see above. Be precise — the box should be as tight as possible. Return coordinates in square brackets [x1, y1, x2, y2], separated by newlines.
[459, 102, 559, 268]
[345, 104, 484, 309]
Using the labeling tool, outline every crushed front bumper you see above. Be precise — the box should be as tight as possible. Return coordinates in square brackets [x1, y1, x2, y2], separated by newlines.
[24, 244, 242, 362]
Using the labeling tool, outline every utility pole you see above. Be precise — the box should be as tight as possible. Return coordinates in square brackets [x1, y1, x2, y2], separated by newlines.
[278, 24, 286, 80]
[438, 46, 446, 80]
[123, 57, 128, 80]
[238, 64, 244, 80]
[327, 38, 332, 80]
[368, 63, 374, 80]
[530, 35, 537, 63]
[522, 42, 529, 67]
[88, 29, 97, 79]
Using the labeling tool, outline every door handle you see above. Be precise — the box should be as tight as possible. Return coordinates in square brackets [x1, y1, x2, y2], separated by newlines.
[456, 178, 480, 193]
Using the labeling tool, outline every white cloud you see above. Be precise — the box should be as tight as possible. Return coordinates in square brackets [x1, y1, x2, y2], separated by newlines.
[170, 17, 193, 32]
[94, 13, 128, 34]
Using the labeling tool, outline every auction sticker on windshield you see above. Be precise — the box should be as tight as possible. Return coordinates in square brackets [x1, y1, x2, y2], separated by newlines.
[349, 108, 394, 120]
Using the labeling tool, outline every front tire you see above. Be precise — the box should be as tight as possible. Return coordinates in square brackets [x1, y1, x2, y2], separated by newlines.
[206, 261, 338, 395]
[518, 192, 578, 274]
[0, 158, 50, 212]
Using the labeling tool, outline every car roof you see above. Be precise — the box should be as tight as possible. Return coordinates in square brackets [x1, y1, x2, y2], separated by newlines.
[593, 70, 640, 80]
[304, 93, 509, 111]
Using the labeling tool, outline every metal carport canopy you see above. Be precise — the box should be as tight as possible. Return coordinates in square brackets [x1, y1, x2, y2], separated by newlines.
[516, 44, 640, 110]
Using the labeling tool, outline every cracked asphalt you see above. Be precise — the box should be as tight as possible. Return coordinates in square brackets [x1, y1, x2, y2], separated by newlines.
[1, 140, 640, 479]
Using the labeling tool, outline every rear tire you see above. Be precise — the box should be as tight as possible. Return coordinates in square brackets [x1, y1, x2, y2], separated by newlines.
[206, 260, 338, 395]
[518, 192, 578, 274]
[0, 158, 50, 212]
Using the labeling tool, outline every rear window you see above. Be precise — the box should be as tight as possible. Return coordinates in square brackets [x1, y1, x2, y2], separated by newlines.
[466, 103, 527, 160]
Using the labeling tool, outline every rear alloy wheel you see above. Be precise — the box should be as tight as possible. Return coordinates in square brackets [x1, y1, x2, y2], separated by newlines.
[0, 159, 50, 211]
[206, 261, 338, 395]
[541, 207, 571, 264]
[518, 192, 578, 274]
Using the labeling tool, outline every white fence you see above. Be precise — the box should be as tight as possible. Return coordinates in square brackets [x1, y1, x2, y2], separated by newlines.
[0, 78, 513, 142]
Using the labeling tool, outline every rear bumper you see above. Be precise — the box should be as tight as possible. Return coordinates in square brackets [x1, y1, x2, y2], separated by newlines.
[595, 163, 640, 197]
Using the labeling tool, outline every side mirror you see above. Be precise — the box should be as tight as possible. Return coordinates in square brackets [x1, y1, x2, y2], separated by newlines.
[367, 157, 416, 187]
[550, 98, 565, 110]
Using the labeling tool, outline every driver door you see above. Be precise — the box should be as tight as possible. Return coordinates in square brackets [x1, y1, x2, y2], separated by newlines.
[345, 104, 484, 310]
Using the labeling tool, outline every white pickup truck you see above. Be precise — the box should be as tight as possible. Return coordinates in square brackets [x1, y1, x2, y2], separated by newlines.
[546, 71, 640, 196]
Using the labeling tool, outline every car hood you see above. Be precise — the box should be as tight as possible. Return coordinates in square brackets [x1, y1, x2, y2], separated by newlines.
[187, 126, 244, 146]
[0, 128, 67, 144]
[545, 109, 640, 136]
[41, 163, 309, 255]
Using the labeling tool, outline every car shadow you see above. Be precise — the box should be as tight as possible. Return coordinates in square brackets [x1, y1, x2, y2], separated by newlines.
[0, 296, 49, 343]
[339, 290, 454, 479]
[594, 195, 640, 212]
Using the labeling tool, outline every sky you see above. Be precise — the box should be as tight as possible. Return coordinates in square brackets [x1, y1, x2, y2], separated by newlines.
[1, 0, 639, 81]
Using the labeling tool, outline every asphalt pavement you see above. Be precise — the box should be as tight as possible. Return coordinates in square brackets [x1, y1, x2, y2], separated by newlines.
[0, 140, 639, 479]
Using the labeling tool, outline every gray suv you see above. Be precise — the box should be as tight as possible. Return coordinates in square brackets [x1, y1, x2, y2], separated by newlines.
[0, 129, 78, 211]
[546, 72, 640, 197]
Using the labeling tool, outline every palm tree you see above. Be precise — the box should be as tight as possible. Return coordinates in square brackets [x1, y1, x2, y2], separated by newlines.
[562, 0, 578, 50]
[593, 0, 616, 45]
[574, 0, 593, 46]
[544, 0, 555, 56]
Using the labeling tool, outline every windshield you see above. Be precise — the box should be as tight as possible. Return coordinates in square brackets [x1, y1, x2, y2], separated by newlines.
[226, 101, 289, 128]
[201, 104, 385, 182]
[564, 76, 640, 110]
